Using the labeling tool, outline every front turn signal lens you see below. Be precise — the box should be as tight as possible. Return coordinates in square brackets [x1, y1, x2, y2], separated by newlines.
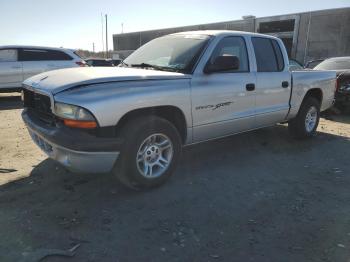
[63, 119, 97, 129]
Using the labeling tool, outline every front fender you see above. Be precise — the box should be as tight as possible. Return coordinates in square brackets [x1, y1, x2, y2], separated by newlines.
[53, 79, 192, 128]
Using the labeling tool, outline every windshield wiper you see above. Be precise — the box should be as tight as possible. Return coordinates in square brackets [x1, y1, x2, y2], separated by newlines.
[130, 63, 162, 70]
[118, 60, 129, 67]
[130, 63, 181, 72]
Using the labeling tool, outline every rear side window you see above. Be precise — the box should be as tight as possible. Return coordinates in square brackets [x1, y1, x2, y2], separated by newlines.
[252, 37, 285, 72]
[271, 40, 284, 71]
[19, 49, 73, 61]
[0, 49, 17, 62]
[209, 36, 249, 72]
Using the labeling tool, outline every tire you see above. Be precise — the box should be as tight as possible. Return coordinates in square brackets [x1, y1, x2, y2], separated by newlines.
[113, 116, 182, 190]
[288, 97, 320, 139]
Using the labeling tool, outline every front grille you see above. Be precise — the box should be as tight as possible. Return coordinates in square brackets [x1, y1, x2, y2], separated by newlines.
[23, 89, 56, 125]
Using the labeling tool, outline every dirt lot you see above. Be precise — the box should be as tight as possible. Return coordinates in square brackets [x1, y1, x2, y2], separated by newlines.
[1, 92, 350, 262]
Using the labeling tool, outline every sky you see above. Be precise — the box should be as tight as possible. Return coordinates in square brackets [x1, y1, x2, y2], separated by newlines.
[0, 0, 349, 52]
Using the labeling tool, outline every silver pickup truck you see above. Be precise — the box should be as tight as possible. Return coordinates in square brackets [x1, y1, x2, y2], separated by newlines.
[22, 31, 336, 189]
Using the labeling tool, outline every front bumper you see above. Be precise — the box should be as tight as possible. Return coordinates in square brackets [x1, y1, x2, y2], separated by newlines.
[22, 109, 122, 173]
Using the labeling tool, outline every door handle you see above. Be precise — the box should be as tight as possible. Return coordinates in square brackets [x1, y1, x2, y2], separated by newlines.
[282, 81, 289, 88]
[246, 83, 255, 91]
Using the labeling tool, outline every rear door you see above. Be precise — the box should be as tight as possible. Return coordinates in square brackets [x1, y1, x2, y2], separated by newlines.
[19, 49, 50, 80]
[0, 49, 23, 89]
[19, 49, 74, 81]
[252, 37, 291, 127]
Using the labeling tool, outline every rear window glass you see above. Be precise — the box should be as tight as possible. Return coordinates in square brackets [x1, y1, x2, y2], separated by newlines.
[87, 60, 112, 66]
[19, 49, 72, 61]
[271, 40, 285, 71]
[252, 37, 285, 72]
[0, 49, 17, 62]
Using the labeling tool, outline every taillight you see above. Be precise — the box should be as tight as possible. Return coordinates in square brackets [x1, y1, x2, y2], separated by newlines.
[335, 78, 340, 92]
[76, 61, 87, 67]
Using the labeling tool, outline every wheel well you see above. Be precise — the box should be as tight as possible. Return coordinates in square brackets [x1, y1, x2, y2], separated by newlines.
[116, 106, 188, 144]
[304, 88, 323, 104]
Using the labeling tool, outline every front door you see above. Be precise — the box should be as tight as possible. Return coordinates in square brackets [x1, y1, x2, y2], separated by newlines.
[191, 36, 256, 142]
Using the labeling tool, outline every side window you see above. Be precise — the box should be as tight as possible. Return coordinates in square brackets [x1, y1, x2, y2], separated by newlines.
[0, 49, 17, 62]
[19, 49, 72, 61]
[252, 37, 285, 72]
[210, 37, 249, 72]
[19, 49, 49, 61]
[46, 50, 72, 60]
[271, 40, 285, 71]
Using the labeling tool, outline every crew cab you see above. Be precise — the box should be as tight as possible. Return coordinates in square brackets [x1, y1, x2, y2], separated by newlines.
[21, 31, 336, 189]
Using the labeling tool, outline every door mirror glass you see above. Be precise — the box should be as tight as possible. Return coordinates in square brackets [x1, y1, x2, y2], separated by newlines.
[204, 55, 240, 74]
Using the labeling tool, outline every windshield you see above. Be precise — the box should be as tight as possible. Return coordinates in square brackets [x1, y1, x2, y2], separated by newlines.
[123, 34, 211, 73]
[314, 58, 350, 70]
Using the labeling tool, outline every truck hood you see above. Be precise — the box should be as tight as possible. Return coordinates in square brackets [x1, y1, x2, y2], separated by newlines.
[23, 67, 191, 94]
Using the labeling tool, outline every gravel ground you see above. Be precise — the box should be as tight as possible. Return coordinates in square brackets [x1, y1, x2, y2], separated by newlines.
[1, 93, 350, 262]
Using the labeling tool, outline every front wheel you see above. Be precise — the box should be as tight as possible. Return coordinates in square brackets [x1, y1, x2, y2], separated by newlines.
[288, 97, 320, 139]
[113, 116, 182, 190]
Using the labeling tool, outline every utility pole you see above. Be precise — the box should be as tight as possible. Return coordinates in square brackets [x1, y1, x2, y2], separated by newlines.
[105, 14, 108, 58]
[92, 42, 95, 53]
[101, 13, 104, 55]
[121, 23, 124, 34]
[304, 12, 312, 65]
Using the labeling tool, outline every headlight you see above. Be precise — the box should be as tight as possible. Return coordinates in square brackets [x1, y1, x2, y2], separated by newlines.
[54, 102, 97, 129]
[54, 102, 95, 121]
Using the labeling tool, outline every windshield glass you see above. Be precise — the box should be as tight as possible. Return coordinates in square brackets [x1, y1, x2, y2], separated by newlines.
[123, 34, 211, 73]
[314, 58, 350, 70]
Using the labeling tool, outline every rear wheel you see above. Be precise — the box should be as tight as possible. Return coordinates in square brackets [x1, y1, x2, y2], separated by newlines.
[288, 97, 320, 139]
[113, 116, 182, 190]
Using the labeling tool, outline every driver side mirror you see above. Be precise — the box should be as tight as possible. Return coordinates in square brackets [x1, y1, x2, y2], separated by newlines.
[204, 55, 240, 74]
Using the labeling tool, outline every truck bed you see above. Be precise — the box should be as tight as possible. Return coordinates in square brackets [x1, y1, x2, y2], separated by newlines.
[288, 70, 336, 119]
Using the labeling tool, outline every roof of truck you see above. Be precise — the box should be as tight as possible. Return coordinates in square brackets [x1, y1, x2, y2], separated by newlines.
[171, 30, 278, 39]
